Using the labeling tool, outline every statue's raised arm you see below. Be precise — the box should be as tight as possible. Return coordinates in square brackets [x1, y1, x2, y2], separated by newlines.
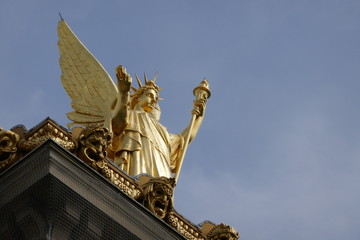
[111, 65, 132, 135]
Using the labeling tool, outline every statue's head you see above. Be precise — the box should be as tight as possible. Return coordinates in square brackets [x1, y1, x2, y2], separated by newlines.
[77, 125, 112, 164]
[130, 74, 162, 115]
[140, 177, 175, 219]
[0, 128, 20, 171]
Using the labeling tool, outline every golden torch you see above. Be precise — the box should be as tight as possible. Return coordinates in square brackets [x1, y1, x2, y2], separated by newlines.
[174, 79, 211, 182]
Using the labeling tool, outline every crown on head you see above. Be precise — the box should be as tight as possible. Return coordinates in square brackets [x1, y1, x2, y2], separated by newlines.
[130, 73, 162, 109]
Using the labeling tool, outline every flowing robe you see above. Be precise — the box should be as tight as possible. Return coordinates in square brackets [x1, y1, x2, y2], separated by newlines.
[110, 110, 184, 178]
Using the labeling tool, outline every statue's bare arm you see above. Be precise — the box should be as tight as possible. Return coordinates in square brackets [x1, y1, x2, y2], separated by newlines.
[112, 65, 132, 135]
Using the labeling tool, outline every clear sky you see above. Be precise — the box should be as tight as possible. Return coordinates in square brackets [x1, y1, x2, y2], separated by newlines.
[1, 1, 360, 239]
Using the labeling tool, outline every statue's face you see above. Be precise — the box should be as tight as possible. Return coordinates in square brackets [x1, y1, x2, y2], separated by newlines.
[147, 183, 173, 219]
[0, 130, 19, 170]
[137, 89, 158, 113]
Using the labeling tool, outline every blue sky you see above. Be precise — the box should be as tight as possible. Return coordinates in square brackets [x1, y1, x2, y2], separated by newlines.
[1, 1, 360, 239]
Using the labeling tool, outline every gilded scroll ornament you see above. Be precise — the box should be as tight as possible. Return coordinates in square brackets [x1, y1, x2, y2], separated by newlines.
[0, 119, 77, 172]
[207, 223, 240, 240]
[0, 128, 20, 171]
[19, 121, 76, 152]
[96, 162, 141, 199]
[166, 213, 206, 240]
[57, 19, 210, 180]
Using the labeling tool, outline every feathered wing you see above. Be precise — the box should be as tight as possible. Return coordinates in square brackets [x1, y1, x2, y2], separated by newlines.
[57, 19, 118, 129]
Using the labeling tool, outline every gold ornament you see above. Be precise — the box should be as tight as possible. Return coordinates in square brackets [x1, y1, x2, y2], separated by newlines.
[0, 128, 20, 171]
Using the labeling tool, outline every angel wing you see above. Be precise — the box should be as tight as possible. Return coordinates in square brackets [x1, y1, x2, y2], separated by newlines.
[57, 19, 119, 129]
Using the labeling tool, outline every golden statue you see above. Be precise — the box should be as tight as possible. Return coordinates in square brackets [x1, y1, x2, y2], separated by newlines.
[57, 19, 210, 180]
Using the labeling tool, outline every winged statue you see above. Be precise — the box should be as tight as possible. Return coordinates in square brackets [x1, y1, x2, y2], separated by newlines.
[57, 19, 210, 180]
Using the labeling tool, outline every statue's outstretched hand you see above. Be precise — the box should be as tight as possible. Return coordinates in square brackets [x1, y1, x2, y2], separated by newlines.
[116, 65, 132, 92]
[192, 99, 206, 117]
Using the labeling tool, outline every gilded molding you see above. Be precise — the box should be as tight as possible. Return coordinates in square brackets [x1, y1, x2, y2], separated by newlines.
[167, 213, 205, 240]
[98, 162, 141, 199]
[19, 121, 76, 152]
[1, 119, 76, 172]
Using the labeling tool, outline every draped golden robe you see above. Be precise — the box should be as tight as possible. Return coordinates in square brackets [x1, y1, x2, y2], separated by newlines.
[110, 110, 184, 178]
